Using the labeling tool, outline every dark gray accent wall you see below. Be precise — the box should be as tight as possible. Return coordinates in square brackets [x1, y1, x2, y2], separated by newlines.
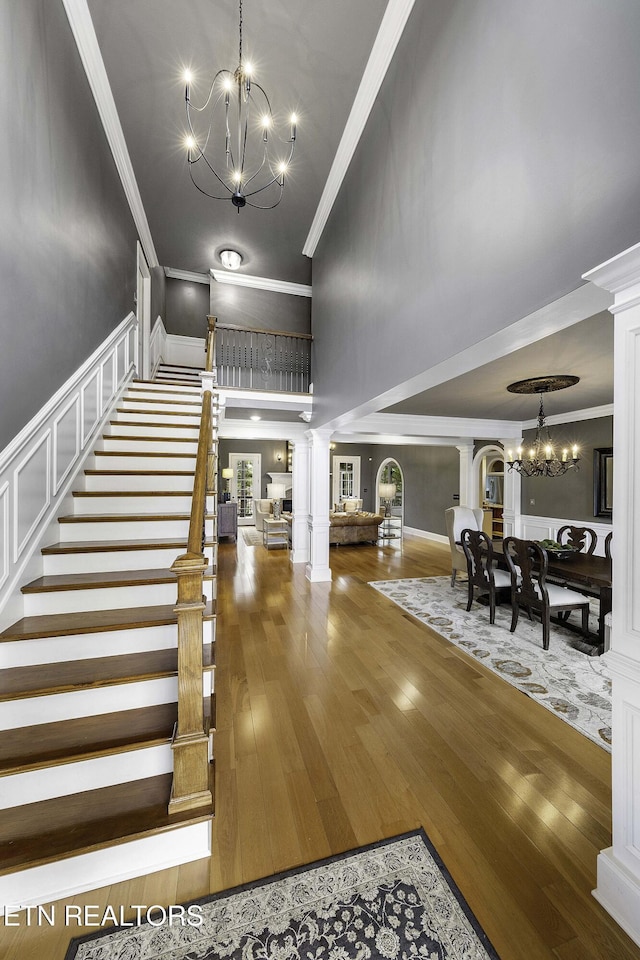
[165, 278, 210, 338]
[332, 442, 459, 537]
[150, 267, 166, 326]
[211, 284, 311, 336]
[0, 1, 138, 450]
[311, 0, 640, 427]
[218, 438, 289, 500]
[520, 416, 613, 523]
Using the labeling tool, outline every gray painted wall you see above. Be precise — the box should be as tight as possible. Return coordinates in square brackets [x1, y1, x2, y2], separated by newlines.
[211, 284, 311, 336]
[331, 442, 459, 537]
[165, 278, 210, 338]
[311, 0, 640, 428]
[218, 438, 289, 500]
[0, 0, 138, 450]
[520, 416, 613, 523]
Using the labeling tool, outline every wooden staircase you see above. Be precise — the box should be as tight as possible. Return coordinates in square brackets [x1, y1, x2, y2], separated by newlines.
[0, 380, 217, 909]
[154, 361, 203, 388]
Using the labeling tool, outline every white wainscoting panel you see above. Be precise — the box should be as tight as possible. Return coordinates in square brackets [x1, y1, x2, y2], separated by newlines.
[54, 394, 81, 495]
[164, 333, 206, 369]
[0, 313, 138, 619]
[520, 514, 613, 555]
[149, 315, 167, 377]
[0, 482, 8, 591]
[15, 434, 51, 562]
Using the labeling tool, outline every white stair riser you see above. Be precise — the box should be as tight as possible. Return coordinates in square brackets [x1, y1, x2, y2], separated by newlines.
[127, 383, 201, 399]
[0, 677, 179, 730]
[0, 744, 173, 810]
[94, 453, 197, 471]
[0, 819, 211, 910]
[58, 517, 211, 541]
[120, 396, 203, 412]
[107, 422, 202, 439]
[115, 408, 202, 424]
[23, 579, 214, 616]
[73, 494, 194, 515]
[102, 437, 198, 454]
[0, 619, 214, 669]
[83, 473, 195, 492]
[42, 546, 189, 575]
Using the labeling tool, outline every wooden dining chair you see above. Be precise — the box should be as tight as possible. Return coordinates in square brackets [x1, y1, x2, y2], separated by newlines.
[604, 531, 613, 560]
[502, 536, 590, 650]
[460, 528, 511, 624]
[557, 524, 597, 555]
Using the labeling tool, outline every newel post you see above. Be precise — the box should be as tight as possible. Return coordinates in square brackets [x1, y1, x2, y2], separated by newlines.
[168, 550, 212, 814]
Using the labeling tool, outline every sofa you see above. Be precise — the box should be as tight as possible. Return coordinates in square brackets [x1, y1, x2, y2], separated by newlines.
[329, 510, 384, 545]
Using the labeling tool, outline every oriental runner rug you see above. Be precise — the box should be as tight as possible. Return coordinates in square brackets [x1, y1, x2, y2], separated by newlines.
[66, 830, 500, 959]
[369, 576, 611, 751]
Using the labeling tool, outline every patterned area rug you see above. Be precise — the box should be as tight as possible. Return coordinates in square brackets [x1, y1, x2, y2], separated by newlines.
[241, 526, 263, 546]
[369, 577, 611, 751]
[66, 831, 500, 959]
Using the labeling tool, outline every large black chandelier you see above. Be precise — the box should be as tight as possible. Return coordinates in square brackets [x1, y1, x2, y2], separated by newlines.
[505, 376, 580, 478]
[183, 0, 297, 210]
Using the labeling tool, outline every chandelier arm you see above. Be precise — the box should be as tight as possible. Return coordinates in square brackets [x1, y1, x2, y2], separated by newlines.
[244, 186, 285, 209]
[188, 165, 234, 201]
[187, 70, 233, 113]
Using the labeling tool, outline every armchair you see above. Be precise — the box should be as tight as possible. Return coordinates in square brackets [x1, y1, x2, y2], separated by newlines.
[254, 498, 273, 532]
[445, 506, 484, 587]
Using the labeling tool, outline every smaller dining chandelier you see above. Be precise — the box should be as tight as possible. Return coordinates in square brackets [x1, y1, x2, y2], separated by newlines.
[505, 376, 580, 478]
[183, 0, 298, 210]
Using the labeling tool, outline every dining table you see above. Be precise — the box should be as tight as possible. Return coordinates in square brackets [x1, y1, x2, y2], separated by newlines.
[493, 541, 612, 654]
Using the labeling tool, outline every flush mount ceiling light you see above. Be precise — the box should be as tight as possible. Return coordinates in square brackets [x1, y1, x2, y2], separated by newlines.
[505, 375, 580, 478]
[182, 0, 298, 210]
[219, 249, 242, 270]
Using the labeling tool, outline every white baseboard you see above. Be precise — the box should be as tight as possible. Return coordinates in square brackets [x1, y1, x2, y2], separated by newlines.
[593, 848, 640, 949]
[403, 526, 448, 545]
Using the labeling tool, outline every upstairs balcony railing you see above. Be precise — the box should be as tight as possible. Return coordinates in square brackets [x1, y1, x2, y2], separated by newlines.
[213, 320, 312, 394]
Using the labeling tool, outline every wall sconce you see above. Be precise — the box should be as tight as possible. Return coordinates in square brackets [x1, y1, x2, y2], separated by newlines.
[276, 452, 283, 462]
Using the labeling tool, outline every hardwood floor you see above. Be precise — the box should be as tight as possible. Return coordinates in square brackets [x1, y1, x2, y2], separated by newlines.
[3, 535, 639, 959]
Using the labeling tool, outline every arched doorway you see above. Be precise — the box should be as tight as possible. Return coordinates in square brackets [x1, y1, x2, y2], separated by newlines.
[376, 458, 404, 540]
[472, 444, 505, 540]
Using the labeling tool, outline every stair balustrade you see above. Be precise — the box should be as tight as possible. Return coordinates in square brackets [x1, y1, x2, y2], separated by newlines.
[169, 320, 217, 814]
[214, 319, 312, 393]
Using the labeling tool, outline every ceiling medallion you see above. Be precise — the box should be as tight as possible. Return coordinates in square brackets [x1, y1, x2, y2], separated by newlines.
[505, 375, 580, 478]
[182, 0, 298, 210]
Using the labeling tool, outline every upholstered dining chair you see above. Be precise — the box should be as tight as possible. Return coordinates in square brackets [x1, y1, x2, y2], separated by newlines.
[557, 524, 597, 555]
[445, 506, 484, 587]
[460, 528, 511, 624]
[502, 536, 590, 650]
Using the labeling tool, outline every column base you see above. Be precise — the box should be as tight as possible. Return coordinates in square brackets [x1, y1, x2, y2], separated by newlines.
[305, 562, 332, 582]
[593, 847, 640, 948]
[290, 547, 310, 564]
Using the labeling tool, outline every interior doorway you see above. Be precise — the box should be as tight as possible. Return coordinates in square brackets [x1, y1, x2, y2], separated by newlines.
[376, 458, 404, 540]
[228, 452, 262, 525]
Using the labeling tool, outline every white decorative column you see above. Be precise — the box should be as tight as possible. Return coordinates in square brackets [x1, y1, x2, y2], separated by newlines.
[501, 437, 522, 539]
[456, 442, 474, 505]
[583, 242, 640, 948]
[290, 438, 310, 564]
[305, 428, 332, 583]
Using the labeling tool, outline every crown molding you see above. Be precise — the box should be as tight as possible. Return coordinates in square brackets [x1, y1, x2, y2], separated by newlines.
[583, 239, 640, 295]
[210, 270, 312, 297]
[522, 403, 614, 429]
[165, 268, 210, 285]
[302, 0, 417, 258]
[62, 0, 158, 269]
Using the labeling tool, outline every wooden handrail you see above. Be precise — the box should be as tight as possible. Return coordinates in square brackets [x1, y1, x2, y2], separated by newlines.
[169, 316, 218, 815]
[216, 321, 313, 340]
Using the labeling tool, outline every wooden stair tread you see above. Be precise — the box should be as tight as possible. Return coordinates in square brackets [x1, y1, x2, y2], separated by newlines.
[110, 419, 201, 429]
[42, 537, 214, 554]
[0, 703, 178, 774]
[103, 434, 198, 443]
[0, 773, 213, 873]
[116, 407, 201, 416]
[84, 469, 195, 476]
[73, 490, 194, 498]
[59, 512, 213, 523]
[129, 383, 200, 395]
[0, 600, 216, 641]
[22, 566, 215, 593]
[95, 450, 197, 459]
[0, 644, 214, 700]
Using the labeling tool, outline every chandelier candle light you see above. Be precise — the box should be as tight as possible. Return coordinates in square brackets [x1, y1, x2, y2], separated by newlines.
[183, 0, 298, 210]
[505, 375, 580, 478]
